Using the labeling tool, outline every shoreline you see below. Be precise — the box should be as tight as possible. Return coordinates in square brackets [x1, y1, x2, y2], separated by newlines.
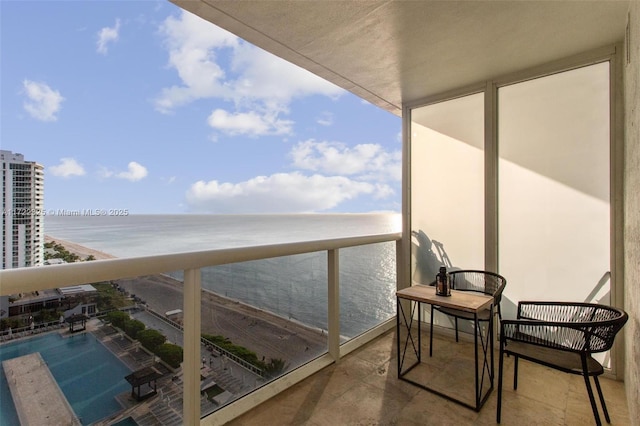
[45, 235, 117, 260]
[44, 235, 326, 367]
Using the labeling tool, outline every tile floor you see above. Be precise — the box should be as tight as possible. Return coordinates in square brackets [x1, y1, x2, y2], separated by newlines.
[227, 329, 631, 425]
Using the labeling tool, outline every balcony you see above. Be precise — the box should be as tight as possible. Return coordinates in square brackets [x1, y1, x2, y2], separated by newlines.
[226, 330, 631, 425]
[1, 232, 402, 425]
[0, 231, 632, 425]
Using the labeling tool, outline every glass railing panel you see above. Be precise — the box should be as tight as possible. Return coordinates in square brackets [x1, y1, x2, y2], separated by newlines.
[339, 241, 397, 339]
[0, 232, 402, 424]
[196, 254, 330, 415]
[0, 278, 184, 426]
[116, 273, 185, 424]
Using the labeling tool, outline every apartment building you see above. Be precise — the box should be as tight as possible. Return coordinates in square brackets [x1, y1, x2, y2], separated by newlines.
[1, 150, 44, 319]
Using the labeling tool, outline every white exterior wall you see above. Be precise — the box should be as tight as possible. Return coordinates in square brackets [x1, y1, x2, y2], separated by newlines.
[32, 164, 44, 266]
[1, 151, 44, 319]
[624, 2, 640, 424]
[0, 150, 44, 270]
[2, 155, 13, 269]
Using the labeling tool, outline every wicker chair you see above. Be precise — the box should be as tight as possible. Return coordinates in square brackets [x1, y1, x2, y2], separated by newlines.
[429, 270, 507, 357]
[496, 301, 628, 425]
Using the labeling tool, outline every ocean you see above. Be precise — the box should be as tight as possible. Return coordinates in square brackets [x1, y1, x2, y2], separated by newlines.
[44, 214, 401, 337]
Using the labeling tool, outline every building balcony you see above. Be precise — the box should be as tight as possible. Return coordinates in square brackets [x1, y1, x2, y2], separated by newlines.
[1, 232, 632, 425]
[0, 233, 402, 424]
[226, 329, 631, 425]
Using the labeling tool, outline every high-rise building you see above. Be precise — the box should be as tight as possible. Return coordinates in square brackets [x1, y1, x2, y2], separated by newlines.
[1, 150, 44, 270]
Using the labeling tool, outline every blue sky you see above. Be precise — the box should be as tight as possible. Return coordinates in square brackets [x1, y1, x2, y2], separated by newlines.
[1, 1, 401, 214]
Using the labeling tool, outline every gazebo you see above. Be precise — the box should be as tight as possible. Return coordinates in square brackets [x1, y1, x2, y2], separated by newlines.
[125, 366, 164, 402]
[65, 313, 88, 333]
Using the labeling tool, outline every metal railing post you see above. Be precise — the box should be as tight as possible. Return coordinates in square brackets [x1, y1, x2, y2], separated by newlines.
[328, 249, 340, 361]
[183, 268, 202, 425]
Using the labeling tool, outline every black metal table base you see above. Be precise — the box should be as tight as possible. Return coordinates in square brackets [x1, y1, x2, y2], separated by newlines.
[396, 297, 494, 412]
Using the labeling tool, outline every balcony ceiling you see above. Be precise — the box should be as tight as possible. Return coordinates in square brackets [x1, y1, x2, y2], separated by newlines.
[172, 0, 629, 115]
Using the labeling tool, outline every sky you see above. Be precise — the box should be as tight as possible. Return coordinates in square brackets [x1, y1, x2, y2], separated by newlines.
[1, 1, 401, 215]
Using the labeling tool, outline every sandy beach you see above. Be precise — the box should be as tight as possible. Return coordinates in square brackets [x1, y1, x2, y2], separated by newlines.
[45, 235, 117, 260]
[45, 235, 326, 369]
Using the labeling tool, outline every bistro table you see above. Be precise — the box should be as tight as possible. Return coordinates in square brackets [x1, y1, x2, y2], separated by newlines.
[396, 284, 494, 411]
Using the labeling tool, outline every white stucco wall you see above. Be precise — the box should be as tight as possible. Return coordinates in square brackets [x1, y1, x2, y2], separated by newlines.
[624, 2, 640, 424]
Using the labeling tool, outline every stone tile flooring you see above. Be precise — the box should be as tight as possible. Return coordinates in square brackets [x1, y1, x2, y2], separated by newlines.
[227, 330, 631, 425]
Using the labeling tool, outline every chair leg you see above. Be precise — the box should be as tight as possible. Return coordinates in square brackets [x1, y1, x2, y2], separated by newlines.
[593, 376, 611, 423]
[581, 357, 602, 426]
[497, 345, 505, 423]
[455, 317, 459, 342]
[513, 356, 519, 390]
[429, 305, 434, 357]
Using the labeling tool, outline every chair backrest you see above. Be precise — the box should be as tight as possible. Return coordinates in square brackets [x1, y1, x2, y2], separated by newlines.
[449, 270, 507, 305]
[515, 301, 629, 353]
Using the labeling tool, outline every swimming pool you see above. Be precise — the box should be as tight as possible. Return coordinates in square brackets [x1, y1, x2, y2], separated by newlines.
[0, 332, 132, 425]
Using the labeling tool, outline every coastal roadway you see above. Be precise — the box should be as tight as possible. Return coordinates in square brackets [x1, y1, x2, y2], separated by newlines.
[115, 274, 327, 370]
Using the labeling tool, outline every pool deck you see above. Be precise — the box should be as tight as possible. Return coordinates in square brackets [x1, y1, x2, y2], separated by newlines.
[2, 352, 81, 426]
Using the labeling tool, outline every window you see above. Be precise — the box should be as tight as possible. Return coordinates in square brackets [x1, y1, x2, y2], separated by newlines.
[410, 93, 485, 284]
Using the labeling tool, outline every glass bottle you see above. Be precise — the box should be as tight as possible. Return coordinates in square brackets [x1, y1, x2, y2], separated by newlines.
[436, 266, 451, 296]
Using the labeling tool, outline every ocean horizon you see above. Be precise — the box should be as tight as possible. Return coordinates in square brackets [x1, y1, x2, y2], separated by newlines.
[44, 213, 401, 337]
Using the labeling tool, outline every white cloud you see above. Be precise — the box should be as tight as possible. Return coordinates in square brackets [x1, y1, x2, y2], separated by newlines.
[316, 112, 334, 126]
[228, 43, 343, 106]
[22, 80, 65, 122]
[371, 183, 396, 199]
[186, 172, 385, 213]
[116, 161, 148, 181]
[290, 140, 401, 181]
[155, 11, 238, 112]
[97, 19, 121, 55]
[48, 158, 85, 178]
[100, 162, 148, 181]
[207, 109, 293, 136]
[184, 138, 401, 212]
[156, 10, 344, 135]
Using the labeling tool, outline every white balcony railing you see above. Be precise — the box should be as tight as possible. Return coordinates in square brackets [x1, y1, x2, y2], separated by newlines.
[0, 232, 403, 425]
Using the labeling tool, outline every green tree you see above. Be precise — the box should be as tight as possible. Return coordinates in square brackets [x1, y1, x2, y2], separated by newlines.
[106, 310, 129, 329]
[95, 292, 115, 311]
[156, 343, 183, 369]
[202, 334, 261, 367]
[124, 318, 145, 339]
[227, 345, 260, 365]
[263, 358, 288, 378]
[202, 334, 231, 347]
[93, 282, 133, 310]
[35, 309, 60, 323]
[0, 318, 24, 330]
[137, 329, 166, 352]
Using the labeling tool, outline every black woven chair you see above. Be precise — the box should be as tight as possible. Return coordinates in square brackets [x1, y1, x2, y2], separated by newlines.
[429, 270, 507, 357]
[496, 301, 628, 425]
